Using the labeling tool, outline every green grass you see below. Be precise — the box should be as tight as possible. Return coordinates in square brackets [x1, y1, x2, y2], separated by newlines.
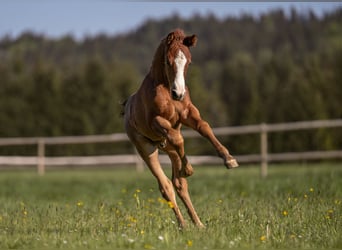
[0, 163, 341, 249]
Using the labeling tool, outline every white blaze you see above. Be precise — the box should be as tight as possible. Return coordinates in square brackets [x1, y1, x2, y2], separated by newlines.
[173, 50, 187, 98]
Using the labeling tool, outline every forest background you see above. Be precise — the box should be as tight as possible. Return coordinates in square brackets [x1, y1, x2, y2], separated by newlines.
[0, 9, 341, 157]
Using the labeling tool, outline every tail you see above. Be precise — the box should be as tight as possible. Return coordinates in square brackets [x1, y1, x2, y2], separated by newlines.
[119, 99, 127, 117]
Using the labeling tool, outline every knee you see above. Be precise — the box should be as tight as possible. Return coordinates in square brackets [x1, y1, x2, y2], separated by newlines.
[197, 121, 211, 136]
[159, 179, 174, 200]
[168, 133, 184, 148]
[172, 178, 187, 195]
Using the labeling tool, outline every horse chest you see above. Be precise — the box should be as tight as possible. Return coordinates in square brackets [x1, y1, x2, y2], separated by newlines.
[159, 102, 190, 129]
[154, 101, 179, 124]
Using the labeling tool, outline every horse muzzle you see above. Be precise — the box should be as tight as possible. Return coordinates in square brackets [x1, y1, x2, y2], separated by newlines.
[171, 89, 185, 101]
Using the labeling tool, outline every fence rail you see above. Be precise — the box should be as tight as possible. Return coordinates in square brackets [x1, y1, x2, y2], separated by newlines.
[0, 119, 341, 177]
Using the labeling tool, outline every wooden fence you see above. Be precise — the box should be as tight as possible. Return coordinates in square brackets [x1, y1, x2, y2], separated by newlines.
[0, 119, 341, 177]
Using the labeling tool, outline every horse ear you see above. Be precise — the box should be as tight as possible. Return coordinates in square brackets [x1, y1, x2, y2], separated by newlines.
[167, 33, 175, 45]
[183, 35, 197, 47]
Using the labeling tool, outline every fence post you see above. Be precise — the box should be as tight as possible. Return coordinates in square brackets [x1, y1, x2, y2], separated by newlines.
[37, 139, 45, 176]
[260, 123, 268, 178]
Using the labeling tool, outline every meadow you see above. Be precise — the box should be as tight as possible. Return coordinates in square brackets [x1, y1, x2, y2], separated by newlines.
[0, 163, 341, 249]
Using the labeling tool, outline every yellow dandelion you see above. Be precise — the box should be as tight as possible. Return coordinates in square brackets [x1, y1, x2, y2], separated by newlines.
[167, 201, 175, 209]
[129, 216, 137, 223]
[260, 235, 267, 242]
[136, 189, 141, 193]
[309, 187, 314, 192]
[158, 197, 169, 207]
[282, 210, 288, 216]
[326, 209, 334, 219]
[22, 209, 28, 216]
[76, 201, 84, 207]
[158, 197, 165, 203]
[187, 240, 193, 247]
[304, 194, 308, 199]
[144, 243, 154, 249]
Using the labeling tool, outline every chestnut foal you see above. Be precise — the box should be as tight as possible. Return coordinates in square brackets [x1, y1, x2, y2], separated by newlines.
[123, 29, 238, 228]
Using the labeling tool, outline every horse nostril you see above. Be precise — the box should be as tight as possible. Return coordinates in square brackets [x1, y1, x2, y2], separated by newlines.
[171, 90, 180, 100]
[171, 90, 185, 101]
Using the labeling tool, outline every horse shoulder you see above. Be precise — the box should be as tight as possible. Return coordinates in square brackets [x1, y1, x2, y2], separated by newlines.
[151, 86, 173, 112]
[178, 97, 202, 125]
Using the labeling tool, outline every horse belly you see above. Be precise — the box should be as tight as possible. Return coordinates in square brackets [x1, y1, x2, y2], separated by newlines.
[125, 97, 160, 142]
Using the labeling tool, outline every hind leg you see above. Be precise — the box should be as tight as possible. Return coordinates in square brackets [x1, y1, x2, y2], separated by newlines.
[126, 129, 186, 228]
[163, 146, 204, 228]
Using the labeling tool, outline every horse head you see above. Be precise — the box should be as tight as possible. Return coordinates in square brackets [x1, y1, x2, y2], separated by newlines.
[153, 29, 197, 101]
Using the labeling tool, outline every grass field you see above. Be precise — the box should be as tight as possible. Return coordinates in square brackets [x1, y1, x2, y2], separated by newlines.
[0, 163, 341, 249]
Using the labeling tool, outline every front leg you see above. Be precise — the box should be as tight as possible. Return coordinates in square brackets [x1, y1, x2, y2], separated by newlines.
[181, 104, 238, 169]
[152, 116, 194, 177]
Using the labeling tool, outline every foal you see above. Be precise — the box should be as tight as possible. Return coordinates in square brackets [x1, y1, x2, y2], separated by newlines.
[123, 29, 238, 228]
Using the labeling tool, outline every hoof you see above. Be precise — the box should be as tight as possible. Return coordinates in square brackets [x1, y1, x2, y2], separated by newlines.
[196, 222, 206, 229]
[225, 158, 239, 169]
